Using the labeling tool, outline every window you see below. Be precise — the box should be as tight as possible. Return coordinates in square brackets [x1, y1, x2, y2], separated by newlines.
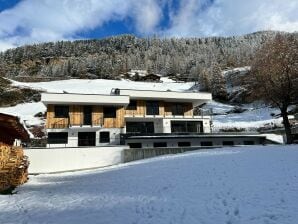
[78, 132, 96, 146]
[48, 132, 68, 144]
[100, 132, 110, 143]
[223, 141, 234, 146]
[171, 121, 203, 133]
[244, 140, 254, 145]
[104, 107, 116, 118]
[54, 105, 69, 118]
[201, 141, 213, 146]
[128, 143, 142, 148]
[126, 122, 154, 134]
[172, 103, 184, 115]
[178, 142, 191, 147]
[127, 100, 137, 110]
[146, 101, 159, 115]
[154, 142, 167, 148]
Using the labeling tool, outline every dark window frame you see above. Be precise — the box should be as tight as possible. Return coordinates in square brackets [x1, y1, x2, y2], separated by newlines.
[178, 142, 191, 147]
[223, 141, 234, 146]
[153, 142, 167, 148]
[54, 105, 69, 118]
[128, 143, 142, 148]
[48, 132, 68, 144]
[171, 121, 203, 133]
[104, 107, 117, 118]
[171, 103, 185, 116]
[146, 101, 159, 115]
[127, 100, 137, 110]
[201, 141, 213, 146]
[100, 132, 110, 143]
[126, 122, 154, 134]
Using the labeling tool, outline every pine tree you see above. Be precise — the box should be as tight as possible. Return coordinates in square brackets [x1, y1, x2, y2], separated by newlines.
[210, 62, 228, 101]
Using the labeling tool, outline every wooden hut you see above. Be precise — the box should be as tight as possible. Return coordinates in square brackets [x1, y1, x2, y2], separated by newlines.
[0, 113, 30, 145]
[0, 113, 30, 193]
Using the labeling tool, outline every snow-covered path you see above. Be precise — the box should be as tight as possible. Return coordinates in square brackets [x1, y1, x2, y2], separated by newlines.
[1, 145, 298, 224]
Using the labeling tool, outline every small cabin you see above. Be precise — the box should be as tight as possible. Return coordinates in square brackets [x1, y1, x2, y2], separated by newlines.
[0, 113, 30, 146]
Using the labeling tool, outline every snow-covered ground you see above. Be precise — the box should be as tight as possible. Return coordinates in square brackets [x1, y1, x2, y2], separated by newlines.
[0, 102, 46, 126]
[11, 77, 193, 94]
[0, 78, 285, 131]
[1, 145, 297, 224]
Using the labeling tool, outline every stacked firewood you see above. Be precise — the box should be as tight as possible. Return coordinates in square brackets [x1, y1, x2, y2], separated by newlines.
[0, 143, 29, 193]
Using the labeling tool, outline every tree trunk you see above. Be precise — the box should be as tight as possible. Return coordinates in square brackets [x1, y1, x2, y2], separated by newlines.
[281, 107, 293, 144]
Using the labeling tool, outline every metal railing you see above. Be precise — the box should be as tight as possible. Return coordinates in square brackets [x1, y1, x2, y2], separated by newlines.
[125, 108, 212, 118]
[51, 117, 103, 129]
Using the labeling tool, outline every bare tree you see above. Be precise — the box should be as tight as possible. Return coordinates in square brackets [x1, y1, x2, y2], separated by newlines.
[250, 34, 298, 144]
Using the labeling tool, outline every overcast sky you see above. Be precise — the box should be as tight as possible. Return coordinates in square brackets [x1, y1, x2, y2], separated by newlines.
[0, 0, 297, 51]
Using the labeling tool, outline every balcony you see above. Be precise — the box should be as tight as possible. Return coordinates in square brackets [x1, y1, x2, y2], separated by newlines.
[50, 117, 103, 129]
[124, 108, 212, 119]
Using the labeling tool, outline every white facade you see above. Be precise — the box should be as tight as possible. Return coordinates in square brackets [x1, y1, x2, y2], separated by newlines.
[43, 89, 213, 148]
[46, 128, 122, 148]
[42, 93, 130, 106]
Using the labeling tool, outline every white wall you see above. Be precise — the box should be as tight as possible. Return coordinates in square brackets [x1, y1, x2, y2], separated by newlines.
[25, 147, 126, 174]
[47, 128, 123, 148]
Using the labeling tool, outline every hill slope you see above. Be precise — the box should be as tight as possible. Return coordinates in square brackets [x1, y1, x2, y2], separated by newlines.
[0, 31, 285, 80]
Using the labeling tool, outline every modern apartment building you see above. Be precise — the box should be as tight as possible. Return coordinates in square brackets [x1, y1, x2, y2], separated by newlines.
[41, 89, 214, 148]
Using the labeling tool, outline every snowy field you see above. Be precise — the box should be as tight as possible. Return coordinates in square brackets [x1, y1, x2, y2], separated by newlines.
[1, 145, 297, 224]
[0, 78, 284, 131]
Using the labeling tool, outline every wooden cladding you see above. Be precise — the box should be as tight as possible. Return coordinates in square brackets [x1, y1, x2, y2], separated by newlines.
[46, 101, 194, 129]
[124, 100, 193, 117]
[46, 105, 124, 129]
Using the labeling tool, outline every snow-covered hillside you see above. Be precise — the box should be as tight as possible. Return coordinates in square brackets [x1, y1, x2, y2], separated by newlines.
[0, 78, 284, 132]
[1, 145, 297, 224]
[10, 77, 192, 94]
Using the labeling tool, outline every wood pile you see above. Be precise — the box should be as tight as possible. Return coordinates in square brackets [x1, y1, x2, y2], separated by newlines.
[0, 143, 29, 193]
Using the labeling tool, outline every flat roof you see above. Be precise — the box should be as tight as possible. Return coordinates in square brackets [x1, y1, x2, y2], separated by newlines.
[118, 89, 212, 106]
[41, 93, 130, 106]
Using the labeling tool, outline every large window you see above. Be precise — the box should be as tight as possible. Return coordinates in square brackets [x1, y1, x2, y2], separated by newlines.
[171, 103, 184, 115]
[48, 132, 68, 144]
[54, 105, 69, 118]
[104, 107, 117, 118]
[100, 132, 110, 143]
[126, 122, 154, 134]
[171, 121, 203, 133]
[127, 100, 137, 110]
[146, 101, 159, 115]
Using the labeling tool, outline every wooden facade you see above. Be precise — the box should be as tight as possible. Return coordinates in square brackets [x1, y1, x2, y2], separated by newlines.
[46, 105, 125, 129]
[125, 100, 193, 117]
[47, 101, 193, 129]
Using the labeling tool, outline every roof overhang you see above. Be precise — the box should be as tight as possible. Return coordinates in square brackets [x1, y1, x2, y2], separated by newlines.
[119, 89, 212, 106]
[41, 93, 130, 106]
[0, 113, 30, 144]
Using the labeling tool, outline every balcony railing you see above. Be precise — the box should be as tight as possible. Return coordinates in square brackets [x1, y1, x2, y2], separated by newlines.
[50, 117, 103, 129]
[124, 108, 212, 118]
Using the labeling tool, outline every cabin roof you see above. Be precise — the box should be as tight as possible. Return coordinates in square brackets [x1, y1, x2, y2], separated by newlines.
[0, 113, 30, 144]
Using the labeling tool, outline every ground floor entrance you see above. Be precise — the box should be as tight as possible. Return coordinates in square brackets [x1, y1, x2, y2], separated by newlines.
[78, 132, 96, 146]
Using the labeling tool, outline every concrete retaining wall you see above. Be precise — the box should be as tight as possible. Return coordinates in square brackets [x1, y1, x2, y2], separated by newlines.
[123, 146, 220, 162]
[24, 147, 125, 174]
